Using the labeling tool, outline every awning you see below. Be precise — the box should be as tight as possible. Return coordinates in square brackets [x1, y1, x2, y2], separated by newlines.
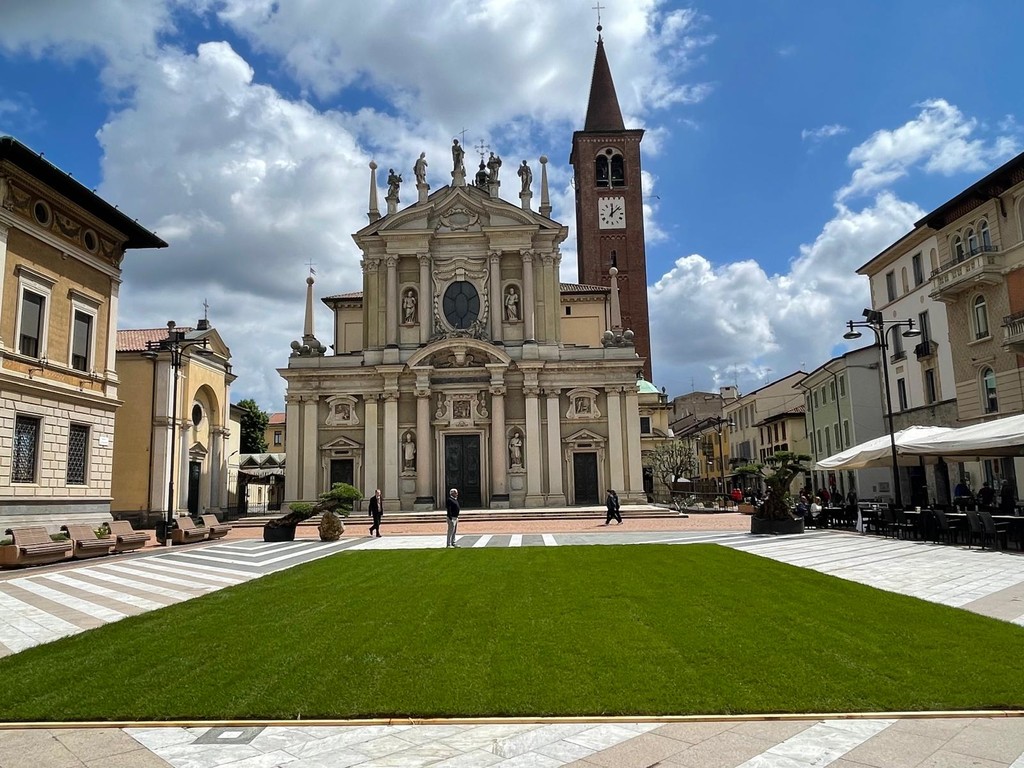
[239, 468, 285, 478]
[814, 426, 954, 470]
[898, 414, 1024, 457]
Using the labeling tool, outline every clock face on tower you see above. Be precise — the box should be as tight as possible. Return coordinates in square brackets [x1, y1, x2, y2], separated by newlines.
[597, 196, 626, 229]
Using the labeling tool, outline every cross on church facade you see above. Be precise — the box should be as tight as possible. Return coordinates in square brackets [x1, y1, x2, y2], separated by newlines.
[202, 298, 210, 321]
[475, 139, 490, 163]
[593, 2, 604, 27]
[306, 259, 316, 276]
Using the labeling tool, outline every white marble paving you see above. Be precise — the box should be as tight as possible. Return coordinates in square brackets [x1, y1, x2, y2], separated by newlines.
[473, 535, 492, 548]
[736, 719, 894, 767]
[6, 577, 129, 621]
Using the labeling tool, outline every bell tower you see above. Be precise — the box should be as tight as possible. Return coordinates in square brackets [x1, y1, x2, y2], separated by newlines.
[570, 24, 652, 380]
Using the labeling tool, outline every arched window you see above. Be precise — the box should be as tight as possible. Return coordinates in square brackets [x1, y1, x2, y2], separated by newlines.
[966, 228, 978, 255]
[981, 368, 998, 413]
[595, 155, 609, 187]
[953, 235, 965, 262]
[979, 220, 991, 249]
[610, 154, 625, 187]
[973, 294, 990, 340]
[929, 247, 938, 274]
[901, 267, 909, 293]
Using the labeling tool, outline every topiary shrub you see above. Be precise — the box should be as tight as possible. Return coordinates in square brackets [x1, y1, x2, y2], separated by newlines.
[265, 483, 362, 531]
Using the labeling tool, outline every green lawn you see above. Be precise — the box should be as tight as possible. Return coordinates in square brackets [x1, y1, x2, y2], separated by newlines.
[1, 544, 1022, 721]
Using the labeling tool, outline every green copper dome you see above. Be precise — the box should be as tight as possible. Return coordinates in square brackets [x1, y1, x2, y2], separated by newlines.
[636, 377, 660, 394]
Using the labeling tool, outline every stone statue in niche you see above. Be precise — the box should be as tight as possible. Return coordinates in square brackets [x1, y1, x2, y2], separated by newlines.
[504, 286, 520, 322]
[402, 289, 417, 324]
[402, 431, 416, 471]
[508, 431, 523, 468]
[453, 399, 471, 420]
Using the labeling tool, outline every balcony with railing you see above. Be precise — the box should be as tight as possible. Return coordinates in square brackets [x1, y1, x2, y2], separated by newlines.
[914, 339, 938, 360]
[1002, 310, 1024, 354]
[930, 245, 1003, 299]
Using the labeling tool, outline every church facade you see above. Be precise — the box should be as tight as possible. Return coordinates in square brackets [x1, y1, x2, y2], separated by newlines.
[279, 34, 656, 510]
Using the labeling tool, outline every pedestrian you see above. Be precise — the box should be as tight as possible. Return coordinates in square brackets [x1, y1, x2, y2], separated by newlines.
[368, 488, 383, 537]
[1000, 480, 1016, 515]
[605, 489, 622, 525]
[819, 487, 831, 506]
[445, 488, 460, 547]
[978, 481, 996, 509]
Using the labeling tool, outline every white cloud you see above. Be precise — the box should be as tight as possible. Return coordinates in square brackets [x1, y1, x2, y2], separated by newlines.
[801, 124, 847, 143]
[837, 99, 1019, 201]
[648, 193, 923, 393]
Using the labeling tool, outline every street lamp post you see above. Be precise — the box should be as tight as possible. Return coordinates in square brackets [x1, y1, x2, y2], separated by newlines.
[843, 309, 920, 510]
[708, 415, 736, 508]
[143, 321, 213, 545]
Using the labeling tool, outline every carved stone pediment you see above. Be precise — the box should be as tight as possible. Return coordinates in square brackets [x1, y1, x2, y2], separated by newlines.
[436, 206, 481, 232]
[566, 388, 601, 420]
[435, 391, 489, 427]
[325, 395, 360, 426]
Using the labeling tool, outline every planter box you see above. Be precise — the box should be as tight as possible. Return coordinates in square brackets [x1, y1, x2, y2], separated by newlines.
[263, 524, 297, 543]
[738, 503, 755, 515]
[750, 517, 805, 535]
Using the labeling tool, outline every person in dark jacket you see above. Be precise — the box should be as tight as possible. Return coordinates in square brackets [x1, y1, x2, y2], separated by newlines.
[445, 488, 461, 547]
[605, 489, 622, 525]
[1000, 480, 1017, 514]
[368, 488, 383, 537]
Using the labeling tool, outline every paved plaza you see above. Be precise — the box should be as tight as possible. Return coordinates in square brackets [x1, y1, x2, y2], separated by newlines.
[0, 520, 1023, 767]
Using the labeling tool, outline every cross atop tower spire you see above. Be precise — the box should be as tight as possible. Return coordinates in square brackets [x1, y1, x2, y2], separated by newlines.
[593, 2, 605, 34]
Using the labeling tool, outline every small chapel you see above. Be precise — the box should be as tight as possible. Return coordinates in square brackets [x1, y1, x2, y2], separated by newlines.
[279, 29, 664, 510]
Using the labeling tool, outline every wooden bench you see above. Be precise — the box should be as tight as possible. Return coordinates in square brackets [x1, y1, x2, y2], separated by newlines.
[103, 520, 149, 553]
[0, 527, 73, 568]
[60, 524, 113, 560]
[200, 514, 231, 540]
[171, 517, 208, 545]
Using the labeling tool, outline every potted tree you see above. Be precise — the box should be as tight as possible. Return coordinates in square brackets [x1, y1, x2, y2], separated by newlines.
[263, 483, 362, 542]
[739, 451, 810, 535]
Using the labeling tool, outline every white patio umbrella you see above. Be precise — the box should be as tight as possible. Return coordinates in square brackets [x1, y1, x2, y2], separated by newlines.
[898, 414, 1024, 457]
[814, 425, 955, 470]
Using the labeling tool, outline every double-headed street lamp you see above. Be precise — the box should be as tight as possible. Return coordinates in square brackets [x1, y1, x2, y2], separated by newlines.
[142, 321, 213, 545]
[707, 415, 736, 505]
[843, 309, 920, 510]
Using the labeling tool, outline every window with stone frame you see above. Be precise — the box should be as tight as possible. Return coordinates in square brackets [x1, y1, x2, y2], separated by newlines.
[12, 415, 41, 483]
[66, 424, 89, 485]
[18, 290, 45, 358]
[973, 295, 990, 340]
[71, 310, 93, 372]
[982, 368, 998, 414]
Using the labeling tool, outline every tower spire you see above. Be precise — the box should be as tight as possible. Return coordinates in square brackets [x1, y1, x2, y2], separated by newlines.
[583, 27, 625, 131]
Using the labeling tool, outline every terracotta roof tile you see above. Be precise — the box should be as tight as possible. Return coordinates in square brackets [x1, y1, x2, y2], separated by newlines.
[267, 412, 286, 425]
[116, 327, 194, 352]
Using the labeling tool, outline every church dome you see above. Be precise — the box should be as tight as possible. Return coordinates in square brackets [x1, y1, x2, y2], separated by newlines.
[636, 377, 660, 394]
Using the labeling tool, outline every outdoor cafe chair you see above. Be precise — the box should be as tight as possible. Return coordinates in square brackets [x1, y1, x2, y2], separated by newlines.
[979, 510, 1011, 550]
[932, 509, 965, 545]
[965, 510, 986, 549]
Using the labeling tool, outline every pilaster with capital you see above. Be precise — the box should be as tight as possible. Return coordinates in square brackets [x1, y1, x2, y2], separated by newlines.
[284, 396, 302, 501]
[0, 223, 9, 349]
[605, 387, 626, 493]
[362, 257, 382, 347]
[487, 364, 509, 502]
[418, 254, 431, 344]
[544, 388, 565, 504]
[414, 369, 433, 505]
[385, 255, 399, 346]
[523, 375, 543, 505]
[521, 249, 536, 341]
[488, 251, 503, 343]
[623, 386, 644, 497]
[103, 278, 121, 397]
[382, 389, 400, 502]
[363, 394, 380, 499]
[301, 395, 319, 500]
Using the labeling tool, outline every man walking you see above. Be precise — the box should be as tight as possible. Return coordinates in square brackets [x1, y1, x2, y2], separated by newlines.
[368, 488, 383, 537]
[604, 489, 622, 525]
[445, 488, 460, 547]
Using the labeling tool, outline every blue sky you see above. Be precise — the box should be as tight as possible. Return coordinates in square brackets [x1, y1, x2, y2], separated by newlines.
[2, 1, 1022, 411]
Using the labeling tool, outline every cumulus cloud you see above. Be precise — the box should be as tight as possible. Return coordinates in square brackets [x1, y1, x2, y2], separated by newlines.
[837, 99, 1019, 201]
[649, 193, 924, 394]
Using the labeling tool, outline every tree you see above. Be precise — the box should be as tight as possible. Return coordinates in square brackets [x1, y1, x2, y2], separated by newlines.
[644, 439, 697, 497]
[237, 398, 269, 453]
[737, 451, 811, 520]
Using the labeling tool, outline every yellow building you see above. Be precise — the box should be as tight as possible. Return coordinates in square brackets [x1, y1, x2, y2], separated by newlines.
[264, 411, 286, 453]
[0, 136, 165, 528]
[112, 320, 235, 524]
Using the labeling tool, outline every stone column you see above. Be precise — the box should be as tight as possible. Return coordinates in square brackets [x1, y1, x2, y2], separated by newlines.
[284, 396, 301, 502]
[382, 390, 400, 503]
[385, 256, 399, 347]
[415, 383, 433, 508]
[209, 428, 222, 512]
[606, 387, 625, 493]
[418, 254, 431, 344]
[301, 396, 319, 500]
[521, 249, 536, 342]
[544, 389, 565, 505]
[524, 376, 544, 507]
[363, 394, 379, 499]
[489, 251, 503, 343]
[624, 386, 644, 500]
